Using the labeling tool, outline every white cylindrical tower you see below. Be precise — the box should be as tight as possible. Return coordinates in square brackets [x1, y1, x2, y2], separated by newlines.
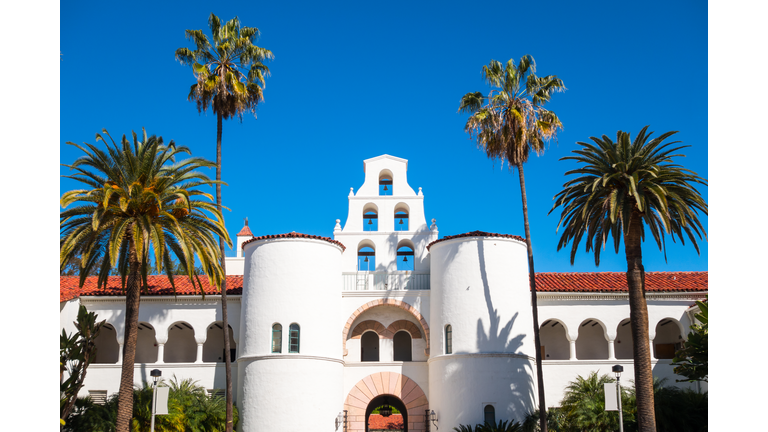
[237, 233, 345, 432]
[427, 231, 537, 428]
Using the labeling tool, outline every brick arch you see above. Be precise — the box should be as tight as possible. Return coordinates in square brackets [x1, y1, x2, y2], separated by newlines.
[344, 372, 429, 432]
[351, 320, 392, 339]
[343, 299, 430, 356]
[387, 320, 422, 339]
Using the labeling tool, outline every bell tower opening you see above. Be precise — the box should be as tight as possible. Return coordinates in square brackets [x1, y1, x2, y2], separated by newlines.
[379, 169, 393, 196]
[366, 395, 407, 432]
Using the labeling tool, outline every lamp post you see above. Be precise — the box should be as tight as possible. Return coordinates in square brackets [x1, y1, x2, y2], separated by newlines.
[612, 365, 624, 432]
[150, 369, 162, 432]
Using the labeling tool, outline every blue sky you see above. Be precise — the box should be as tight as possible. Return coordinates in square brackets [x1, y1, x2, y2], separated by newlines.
[59, 0, 708, 273]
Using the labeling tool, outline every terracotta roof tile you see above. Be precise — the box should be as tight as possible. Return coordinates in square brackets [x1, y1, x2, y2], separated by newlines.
[237, 225, 254, 236]
[60, 277, 81, 302]
[61, 271, 707, 301]
[427, 230, 525, 250]
[535, 271, 708, 293]
[241, 231, 346, 251]
[60, 275, 243, 301]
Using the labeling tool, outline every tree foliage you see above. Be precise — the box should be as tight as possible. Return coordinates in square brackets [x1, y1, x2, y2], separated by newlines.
[63, 378, 238, 432]
[60, 305, 106, 423]
[672, 298, 708, 382]
[549, 127, 708, 266]
[60, 128, 231, 291]
[175, 13, 273, 121]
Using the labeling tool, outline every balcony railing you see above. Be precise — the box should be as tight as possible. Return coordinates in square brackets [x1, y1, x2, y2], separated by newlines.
[343, 272, 430, 291]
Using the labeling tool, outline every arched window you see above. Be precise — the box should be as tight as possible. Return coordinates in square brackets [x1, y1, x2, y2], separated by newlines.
[484, 405, 495, 425]
[445, 325, 452, 354]
[272, 324, 282, 353]
[361, 331, 379, 362]
[396, 245, 414, 271]
[93, 323, 119, 364]
[358, 246, 375, 271]
[379, 171, 393, 196]
[289, 323, 300, 353]
[165, 322, 196, 363]
[394, 203, 409, 231]
[363, 210, 378, 231]
[393, 331, 412, 361]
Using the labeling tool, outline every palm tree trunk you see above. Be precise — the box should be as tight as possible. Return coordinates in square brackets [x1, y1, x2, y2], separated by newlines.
[624, 210, 656, 432]
[216, 111, 235, 432]
[116, 230, 141, 432]
[516, 161, 548, 432]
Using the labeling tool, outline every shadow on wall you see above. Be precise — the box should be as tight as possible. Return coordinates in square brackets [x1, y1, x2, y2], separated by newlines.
[476, 240, 536, 418]
[433, 239, 536, 422]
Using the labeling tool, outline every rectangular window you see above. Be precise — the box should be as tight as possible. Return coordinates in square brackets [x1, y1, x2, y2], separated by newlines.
[445, 325, 452, 354]
[289, 324, 300, 353]
[89, 390, 108, 405]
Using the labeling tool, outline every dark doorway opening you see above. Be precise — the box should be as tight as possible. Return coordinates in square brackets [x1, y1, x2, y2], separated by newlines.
[366, 395, 407, 432]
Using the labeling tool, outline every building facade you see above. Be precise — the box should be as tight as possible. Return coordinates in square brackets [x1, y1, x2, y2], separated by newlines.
[60, 155, 707, 431]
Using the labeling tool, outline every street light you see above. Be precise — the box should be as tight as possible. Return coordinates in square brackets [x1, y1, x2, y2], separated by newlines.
[612, 365, 624, 432]
[150, 369, 162, 432]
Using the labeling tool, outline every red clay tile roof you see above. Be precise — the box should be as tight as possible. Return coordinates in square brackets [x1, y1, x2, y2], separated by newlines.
[60, 277, 81, 302]
[427, 230, 525, 250]
[60, 275, 243, 300]
[61, 271, 707, 301]
[237, 225, 254, 236]
[368, 414, 404, 430]
[535, 271, 708, 293]
[241, 231, 346, 251]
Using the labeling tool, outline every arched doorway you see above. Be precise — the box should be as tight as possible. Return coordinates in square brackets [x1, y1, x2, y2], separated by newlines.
[366, 395, 407, 431]
[344, 372, 429, 432]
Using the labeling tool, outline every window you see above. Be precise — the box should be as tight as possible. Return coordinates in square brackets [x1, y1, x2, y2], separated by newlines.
[396, 246, 414, 271]
[272, 324, 282, 353]
[393, 331, 412, 361]
[445, 325, 452, 354]
[289, 323, 300, 353]
[207, 389, 225, 398]
[363, 211, 378, 231]
[358, 247, 375, 271]
[394, 211, 409, 231]
[484, 405, 495, 425]
[89, 390, 107, 405]
[361, 331, 379, 362]
[379, 175, 393, 196]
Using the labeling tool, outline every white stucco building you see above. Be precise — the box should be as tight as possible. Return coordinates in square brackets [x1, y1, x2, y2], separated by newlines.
[60, 155, 707, 432]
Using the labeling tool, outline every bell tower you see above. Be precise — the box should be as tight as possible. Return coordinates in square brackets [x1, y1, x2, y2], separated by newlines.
[334, 155, 438, 277]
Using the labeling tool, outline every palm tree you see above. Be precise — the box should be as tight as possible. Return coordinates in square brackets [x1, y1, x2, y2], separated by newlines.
[60, 129, 232, 432]
[549, 127, 708, 432]
[176, 15, 272, 429]
[459, 55, 566, 432]
[559, 372, 630, 432]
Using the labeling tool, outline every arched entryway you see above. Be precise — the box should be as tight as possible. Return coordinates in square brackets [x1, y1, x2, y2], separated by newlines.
[366, 395, 407, 431]
[344, 372, 429, 432]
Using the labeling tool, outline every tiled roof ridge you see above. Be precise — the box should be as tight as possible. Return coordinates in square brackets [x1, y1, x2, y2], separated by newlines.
[241, 231, 346, 251]
[427, 230, 525, 250]
[236, 225, 254, 236]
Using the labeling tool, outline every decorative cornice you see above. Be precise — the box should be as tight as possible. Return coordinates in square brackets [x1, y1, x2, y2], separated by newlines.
[342, 290, 430, 298]
[344, 361, 428, 367]
[427, 352, 535, 364]
[237, 354, 344, 365]
[536, 292, 707, 301]
[80, 295, 242, 305]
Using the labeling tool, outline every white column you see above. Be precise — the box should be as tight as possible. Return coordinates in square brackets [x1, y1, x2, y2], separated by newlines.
[608, 339, 616, 360]
[117, 343, 123, 364]
[649, 339, 655, 360]
[196, 343, 204, 364]
[569, 340, 577, 360]
[156, 344, 165, 364]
